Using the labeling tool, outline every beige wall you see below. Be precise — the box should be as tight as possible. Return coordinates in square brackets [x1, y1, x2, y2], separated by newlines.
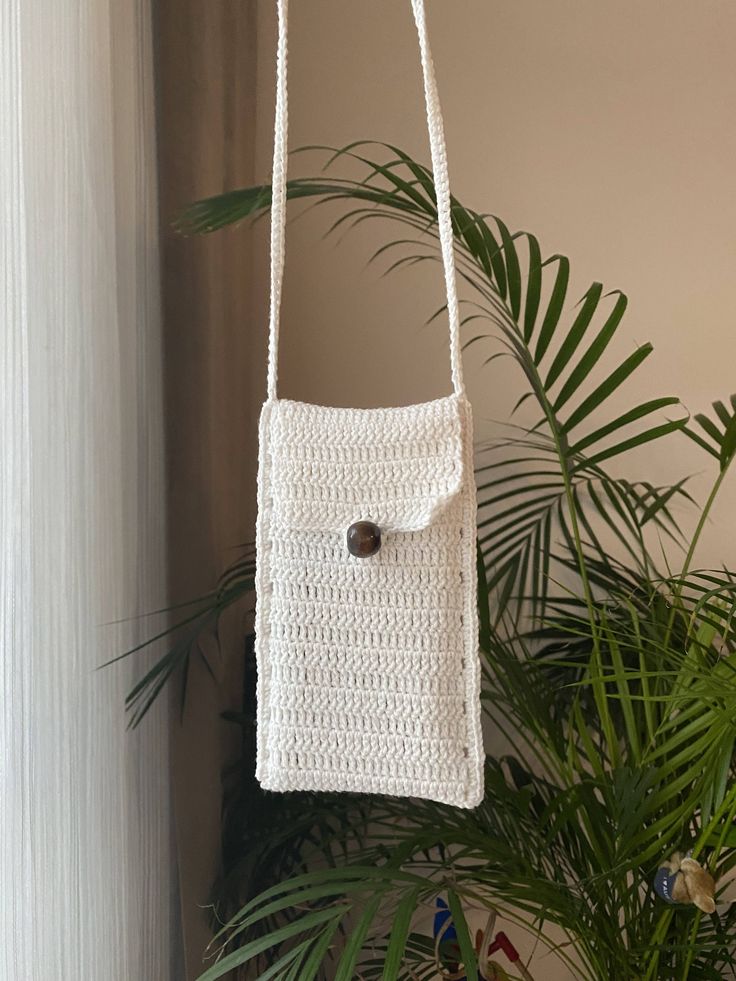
[250, 1, 736, 975]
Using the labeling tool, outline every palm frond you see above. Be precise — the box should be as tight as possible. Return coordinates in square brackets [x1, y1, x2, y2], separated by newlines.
[683, 395, 736, 471]
[107, 547, 255, 727]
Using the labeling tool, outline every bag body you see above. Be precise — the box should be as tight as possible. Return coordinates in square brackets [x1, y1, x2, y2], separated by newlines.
[255, 0, 484, 807]
[255, 394, 483, 807]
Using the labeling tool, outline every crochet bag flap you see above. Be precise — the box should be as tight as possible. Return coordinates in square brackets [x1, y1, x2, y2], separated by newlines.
[267, 395, 467, 534]
[255, 0, 484, 808]
[255, 392, 484, 808]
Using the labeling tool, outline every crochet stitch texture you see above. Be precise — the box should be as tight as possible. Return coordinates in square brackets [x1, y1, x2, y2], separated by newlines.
[255, 394, 484, 807]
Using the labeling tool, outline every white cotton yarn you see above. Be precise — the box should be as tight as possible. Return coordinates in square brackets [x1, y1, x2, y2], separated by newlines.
[256, 395, 484, 807]
[255, 0, 484, 808]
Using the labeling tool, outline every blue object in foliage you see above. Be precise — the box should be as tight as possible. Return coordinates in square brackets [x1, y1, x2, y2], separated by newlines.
[654, 866, 680, 904]
[434, 896, 458, 942]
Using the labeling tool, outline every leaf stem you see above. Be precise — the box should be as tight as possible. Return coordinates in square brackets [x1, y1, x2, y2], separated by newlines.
[681, 468, 727, 585]
[663, 466, 727, 654]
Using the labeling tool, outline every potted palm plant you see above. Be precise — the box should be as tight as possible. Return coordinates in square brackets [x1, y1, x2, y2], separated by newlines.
[125, 145, 736, 979]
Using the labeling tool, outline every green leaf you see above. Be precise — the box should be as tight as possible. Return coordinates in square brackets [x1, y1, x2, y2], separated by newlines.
[562, 343, 653, 434]
[446, 890, 478, 981]
[477, 219, 507, 298]
[495, 217, 523, 320]
[574, 419, 686, 470]
[300, 915, 345, 981]
[534, 255, 570, 364]
[553, 291, 627, 413]
[682, 424, 721, 459]
[719, 414, 736, 470]
[696, 413, 723, 445]
[381, 886, 423, 980]
[523, 234, 543, 343]
[196, 905, 350, 981]
[213, 866, 422, 942]
[334, 889, 386, 981]
[544, 283, 604, 390]
[254, 939, 313, 981]
[712, 400, 732, 428]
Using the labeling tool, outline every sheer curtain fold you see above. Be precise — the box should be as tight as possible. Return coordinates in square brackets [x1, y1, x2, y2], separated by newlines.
[1, 2, 174, 979]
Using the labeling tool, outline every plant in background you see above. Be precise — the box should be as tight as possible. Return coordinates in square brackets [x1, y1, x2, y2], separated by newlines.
[124, 145, 736, 979]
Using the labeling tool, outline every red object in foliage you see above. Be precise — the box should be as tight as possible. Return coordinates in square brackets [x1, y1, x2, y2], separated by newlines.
[487, 931, 519, 962]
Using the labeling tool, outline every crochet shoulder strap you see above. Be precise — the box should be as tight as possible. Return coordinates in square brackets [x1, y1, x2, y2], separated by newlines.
[266, 0, 464, 399]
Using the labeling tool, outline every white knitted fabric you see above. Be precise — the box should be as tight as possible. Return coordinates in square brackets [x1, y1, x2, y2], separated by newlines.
[256, 395, 483, 807]
[255, 0, 484, 808]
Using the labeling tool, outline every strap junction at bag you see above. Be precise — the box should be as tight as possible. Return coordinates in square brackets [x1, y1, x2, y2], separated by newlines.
[266, 0, 464, 401]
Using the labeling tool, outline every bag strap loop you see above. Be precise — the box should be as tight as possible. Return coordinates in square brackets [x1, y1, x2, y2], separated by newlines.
[267, 0, 463, 399]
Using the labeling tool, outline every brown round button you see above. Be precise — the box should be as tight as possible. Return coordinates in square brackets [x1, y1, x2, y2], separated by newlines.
[346, 520, 381, 558]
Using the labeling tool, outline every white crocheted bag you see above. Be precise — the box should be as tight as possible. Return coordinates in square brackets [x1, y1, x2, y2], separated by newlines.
[255, 0, 484, 808]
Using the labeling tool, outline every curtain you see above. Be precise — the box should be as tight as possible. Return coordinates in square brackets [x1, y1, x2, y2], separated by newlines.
[0, 2, 176, 978]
